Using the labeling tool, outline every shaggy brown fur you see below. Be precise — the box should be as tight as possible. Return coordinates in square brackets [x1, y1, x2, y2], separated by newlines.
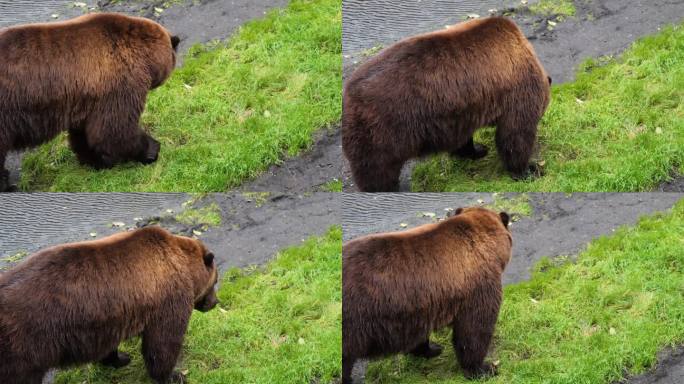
[342, 16, 551, 192]
[342, 207, 512, 382]
[0, 226, 218, 384]
[0, 13, 181, 191]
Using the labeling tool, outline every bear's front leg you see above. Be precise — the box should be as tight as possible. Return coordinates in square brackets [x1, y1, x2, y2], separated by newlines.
[452, 137, 488, 160]
[100, 348, 131, 369]
[142, 304, 190, 384]
[451, 284, 501, 380]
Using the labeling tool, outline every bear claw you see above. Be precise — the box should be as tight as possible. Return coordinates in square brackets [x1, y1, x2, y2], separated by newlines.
[463, 362, 498, 380]
[510, 163, 544, 181]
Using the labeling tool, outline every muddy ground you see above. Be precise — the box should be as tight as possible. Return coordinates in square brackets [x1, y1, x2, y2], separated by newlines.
[342, 193, 684, 383]
[340, 0, 684, 191]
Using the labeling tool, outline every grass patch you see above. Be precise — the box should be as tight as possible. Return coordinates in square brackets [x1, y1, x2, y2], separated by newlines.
[175, 202, 222, 226]
[21, 0, 341, 192]
[0, 251, 28, 271]
[529, 0, 576, 16]
[485, 193, 532, 220]
[321, 178, 343, 192]
[55, 226, 342, 383]
[412, 23, 684, 192]
[366, 200, 684, 383]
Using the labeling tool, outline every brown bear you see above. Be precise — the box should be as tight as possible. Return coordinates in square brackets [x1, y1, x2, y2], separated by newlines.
[342, 16, 551, 192]
[0, 13, 181, 191]
[0, 226, 219, 384]
[342, 207, 512, 383]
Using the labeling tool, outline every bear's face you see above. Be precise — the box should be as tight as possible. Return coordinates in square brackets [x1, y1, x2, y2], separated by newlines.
[194, 246, 219, 313]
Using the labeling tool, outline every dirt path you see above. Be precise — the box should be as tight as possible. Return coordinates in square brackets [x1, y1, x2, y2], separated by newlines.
[342, 192, 683, 383]
[341, 0, 684, 191]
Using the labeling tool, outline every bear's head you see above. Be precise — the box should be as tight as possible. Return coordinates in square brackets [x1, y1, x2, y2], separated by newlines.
[193, 242, 219, 313]
[175, 236, 220, 313]
[448, 206, 510, 231]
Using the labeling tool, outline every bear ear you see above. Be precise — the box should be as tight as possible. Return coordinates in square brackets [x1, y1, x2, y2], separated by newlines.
[547, 75, 553, 85]
[447, 207, 464, 217]
[499, 212, 510, 227]
[171, 35, 180, 51]
[203, 252, 215, 268]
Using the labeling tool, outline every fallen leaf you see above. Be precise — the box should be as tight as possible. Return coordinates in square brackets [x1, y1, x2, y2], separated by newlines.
[298, 337, 306, 345]
[112, 222, 125, 228]
[609, 327, 617, 335]
[89, 232, 97, 237]
[655, 127, 663, 134]
[422, 212, 436, 218]
[548, 20, 557, 26]
[193, 230, 203, 236]
[400, 223, 408, 228]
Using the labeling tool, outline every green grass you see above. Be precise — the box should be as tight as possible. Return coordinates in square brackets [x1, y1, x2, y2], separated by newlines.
[366, 200, 684, 383]
[321, 178, 343, 192]
[175, 202, 222, 226]
[21, 0, 341, 192]
[528, 0, 576, 16]
[55, 226, 342, 384]
[412, 23, 684, 192]
[484, 193, 533, 219]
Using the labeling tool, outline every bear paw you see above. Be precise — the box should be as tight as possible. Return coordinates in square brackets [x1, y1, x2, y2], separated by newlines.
[140, 137, 161, 165]
[510, 163, 544, 181]
[170, 370, 187, 384]
[463, 362, 498, 380]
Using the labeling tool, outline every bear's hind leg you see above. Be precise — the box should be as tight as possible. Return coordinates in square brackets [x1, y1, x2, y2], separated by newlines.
[451, 284, 501, 379]
[452, 137, 488, 160]
[495, 113, 542, 180]
[141, 305, 190, 384]
[349, 156, 403, 192]
[342, 355, 355, 384]
[100, 348, 131, 369]
[409, 338, 443, 359]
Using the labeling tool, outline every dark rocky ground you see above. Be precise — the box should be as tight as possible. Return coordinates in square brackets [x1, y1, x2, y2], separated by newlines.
[340, 0, 684, 191]
[342, 192, 684, 383]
